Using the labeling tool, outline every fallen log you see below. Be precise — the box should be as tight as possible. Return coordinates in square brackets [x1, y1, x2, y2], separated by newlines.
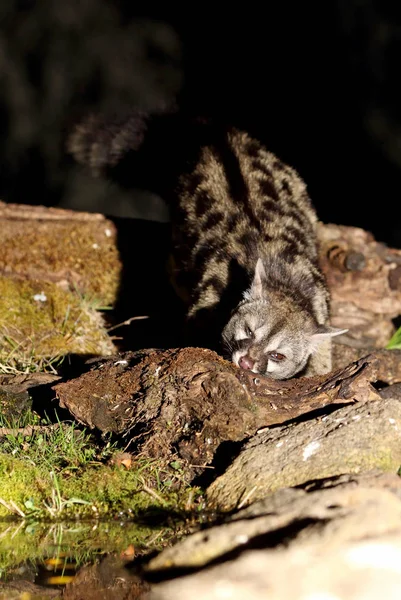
[53, 348, 401, 476]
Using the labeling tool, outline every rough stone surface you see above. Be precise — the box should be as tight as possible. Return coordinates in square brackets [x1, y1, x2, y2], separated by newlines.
[147, 472, 401, 572]
[147, 533, 401, 600]
[207, 398, 401, 510]
[0, 203, 120, 364]
[146, 473, 401, 600]
[0, 202, 121, 305]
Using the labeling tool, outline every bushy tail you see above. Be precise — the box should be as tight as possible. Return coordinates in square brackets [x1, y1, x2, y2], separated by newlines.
[67, 110, 151, 177]
[67, 103, 216, 190]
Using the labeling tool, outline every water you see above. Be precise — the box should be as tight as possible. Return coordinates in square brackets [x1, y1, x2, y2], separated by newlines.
[0, 519, 167, 599]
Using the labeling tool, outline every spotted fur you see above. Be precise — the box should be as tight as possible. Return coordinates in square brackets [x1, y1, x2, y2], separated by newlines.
[68, 111, 346, 378]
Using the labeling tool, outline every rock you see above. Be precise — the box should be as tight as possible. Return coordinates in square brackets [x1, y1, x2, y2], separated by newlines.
[379, 383, 401, 400]
[147, 472, 401, 572]
[0, 277, 115, 366]
[146, 473, 401, 599]
[0, 202, 121, 306]
[0, 203, 120, 365]
[207, 398, 401, 510]
[147, 532, 401, 600]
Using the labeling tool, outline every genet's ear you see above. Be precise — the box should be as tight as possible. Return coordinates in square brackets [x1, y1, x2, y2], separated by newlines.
[310, 325, 348, 349]
[249, 258, 267, 300]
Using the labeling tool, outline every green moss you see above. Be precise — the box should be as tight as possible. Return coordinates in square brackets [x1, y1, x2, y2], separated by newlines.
[0, 455, 48, 514]
[0, 408, 203, 522]
[0, 449, 205, 575]
[0, 220, 121, 306]
[0, 277, 115, 371]
[0, 451, 202, 521]
[0, 410, 187, 517]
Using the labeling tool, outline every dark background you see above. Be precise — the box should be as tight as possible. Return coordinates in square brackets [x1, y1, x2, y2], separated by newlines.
[1, 1, 401, 246]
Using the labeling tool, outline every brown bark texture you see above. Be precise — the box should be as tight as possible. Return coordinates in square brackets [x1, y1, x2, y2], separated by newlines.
[53, 348, 401, 474]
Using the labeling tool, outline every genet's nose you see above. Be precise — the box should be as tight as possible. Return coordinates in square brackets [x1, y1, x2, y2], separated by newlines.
[239, 355, 254, 370]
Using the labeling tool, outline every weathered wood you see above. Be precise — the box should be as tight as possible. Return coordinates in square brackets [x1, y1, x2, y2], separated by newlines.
[318, 222, 401, 348]
[0, 372, 61, 393]
[53, 348, 401, 475]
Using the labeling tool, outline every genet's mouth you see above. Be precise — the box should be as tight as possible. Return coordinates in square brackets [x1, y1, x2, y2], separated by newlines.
[232, 351, 262, 374]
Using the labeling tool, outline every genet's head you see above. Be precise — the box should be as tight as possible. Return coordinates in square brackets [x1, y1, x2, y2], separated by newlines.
[222, 259, 346, 379]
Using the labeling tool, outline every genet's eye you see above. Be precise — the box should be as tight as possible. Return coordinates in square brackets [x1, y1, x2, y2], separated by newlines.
[269, 351, 286, 362]
[245, 325, 253, 338]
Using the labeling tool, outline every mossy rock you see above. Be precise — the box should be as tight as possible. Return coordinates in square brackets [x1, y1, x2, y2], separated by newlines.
[207, 398, 401, 510]
[0, 207, 121, 307]
[0, 277, 115, 370]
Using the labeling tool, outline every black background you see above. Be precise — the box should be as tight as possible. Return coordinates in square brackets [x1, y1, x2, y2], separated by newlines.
[1, 1, 400, 246]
